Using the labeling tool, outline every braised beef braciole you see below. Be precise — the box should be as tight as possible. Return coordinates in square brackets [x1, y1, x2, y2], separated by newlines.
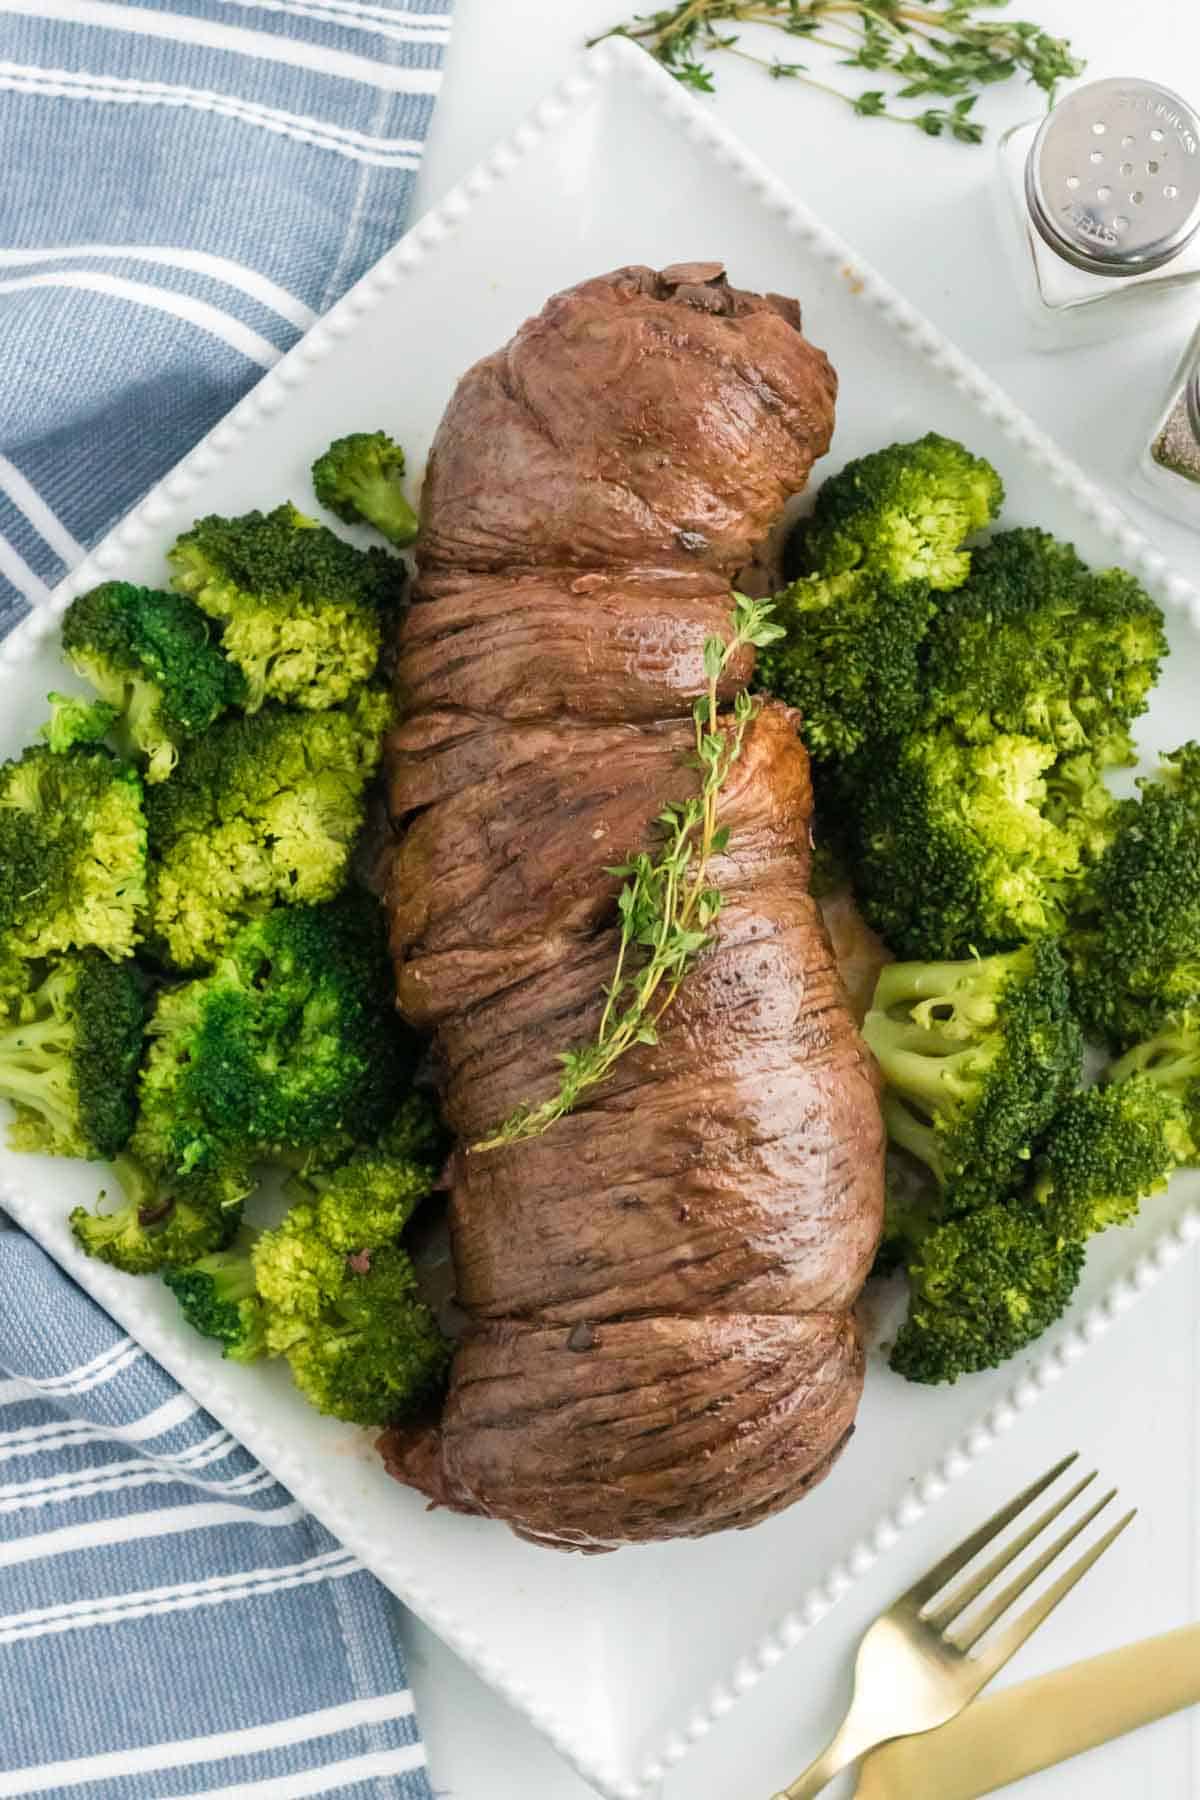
[379, 263, 885, 1550]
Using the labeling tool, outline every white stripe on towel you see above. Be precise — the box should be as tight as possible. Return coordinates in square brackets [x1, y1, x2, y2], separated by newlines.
[0, 1548, 361, 1643]
[0, 1690, 414, 1796]
[0, 533, 52, 606]
[0, 0, 444, 94]
[0, 1457, 277, 1514]
[0, 1390, 197, 1456]
[0, 271, 280, 366]
[0, 63, 426, 166]
[0, 246, 315, 329]
[218, 0, 450, 46]
[0, 1495, 307, 1568]
[159, 1744, 428, 1800]
[0, 1336, 138, 1405]
[0, 456, 83, 566]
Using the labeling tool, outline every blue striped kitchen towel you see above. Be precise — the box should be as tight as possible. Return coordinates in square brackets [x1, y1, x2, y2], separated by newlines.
[0, 2, 451, 1792]
[0, 0, 453, 633]
[0, 1228, 433, 1799]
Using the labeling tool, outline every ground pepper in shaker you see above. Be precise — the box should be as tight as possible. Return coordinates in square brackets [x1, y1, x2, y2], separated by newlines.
[995, 78, 1200, 349]
[1131, 324, 1200, 526]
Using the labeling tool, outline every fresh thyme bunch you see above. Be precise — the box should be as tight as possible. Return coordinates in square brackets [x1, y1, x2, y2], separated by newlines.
[593, 1, 1084, 142]
[472, 594, 784, 1152]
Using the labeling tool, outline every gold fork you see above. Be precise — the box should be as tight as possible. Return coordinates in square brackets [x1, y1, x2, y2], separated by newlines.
[772, 1454, 1135, 1800]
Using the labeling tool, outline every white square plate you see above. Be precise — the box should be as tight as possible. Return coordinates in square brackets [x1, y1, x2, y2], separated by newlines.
[3, 38, 1200, 1800]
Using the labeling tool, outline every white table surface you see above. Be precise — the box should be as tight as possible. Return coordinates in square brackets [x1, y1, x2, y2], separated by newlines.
[403, 4, 1200, 1796]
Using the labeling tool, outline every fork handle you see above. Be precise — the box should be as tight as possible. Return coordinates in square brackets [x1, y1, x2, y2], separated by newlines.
[771, 1712, 882, 1799]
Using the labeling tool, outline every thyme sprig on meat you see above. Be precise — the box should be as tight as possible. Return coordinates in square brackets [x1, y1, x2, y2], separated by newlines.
[592, 1, 1083, 142]
[471, 594, 784, 1153]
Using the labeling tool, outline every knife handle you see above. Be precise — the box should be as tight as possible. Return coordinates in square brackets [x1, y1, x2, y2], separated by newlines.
[853, 1623, 1200, 1800]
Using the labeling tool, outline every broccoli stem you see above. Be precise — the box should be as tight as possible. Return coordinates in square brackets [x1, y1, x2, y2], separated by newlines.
[1110, 1033, 1200, 1089]
[866, 1015, 979, 1110]
[109, 1151, 160, 1215]
[349, 474, 418, 546]
[872, 959, 1000, 1030]
[882, 1093, 947, 1185]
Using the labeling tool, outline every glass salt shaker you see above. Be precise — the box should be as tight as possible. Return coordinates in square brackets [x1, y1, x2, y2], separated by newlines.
[995, 78, 1200, 348]
[1131, 323, 1200, 526]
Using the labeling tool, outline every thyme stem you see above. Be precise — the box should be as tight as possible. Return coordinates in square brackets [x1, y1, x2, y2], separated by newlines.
[470, 593, 785, 1153]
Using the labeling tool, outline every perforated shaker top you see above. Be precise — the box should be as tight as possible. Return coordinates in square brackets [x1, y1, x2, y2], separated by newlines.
[1025, 78, 1200, 276]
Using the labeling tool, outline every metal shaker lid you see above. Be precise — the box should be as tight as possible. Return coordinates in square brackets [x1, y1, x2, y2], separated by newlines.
[1025, 78, 1200, 276]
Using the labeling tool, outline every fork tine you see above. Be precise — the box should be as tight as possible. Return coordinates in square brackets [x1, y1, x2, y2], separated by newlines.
[923, 1471, 1098, 1633]
[903, 1453, 1079, 1608]
[973, 1509, 1137, 1680]
[946, 1488, 1116, 1652]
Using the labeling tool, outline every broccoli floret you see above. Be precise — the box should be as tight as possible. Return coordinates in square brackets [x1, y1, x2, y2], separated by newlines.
[1109, 1020, 1200, 1141]
[163, 1239, 268, 1362]
[0, 953, 145, 1160]
[850, 728, 1118, 958]
[287, 1093, 443, 1252]
[788, 433, 1003, 593]
[755, 568, 934, 761]
[168, 504, 405, 710]
[1032, 1077, 1192, 1241]
[252, 1200, 346, 1320]
[312, 431, 419, 547]
[61, 582, 246, 782]
[282, 1252, 448, 1427]
[921, 529, 1165, 762]
[0, 744, 147, 962]
[890, 1201, 1084, 1384]
[256, 1216, 449, 1427]
[144, 691, 392, 969]
[41, 692, 120, 753]
[70, 1150, 248, 1274]
[70, 896, 408, 1277]
[1068, 744, 1200, 1049]
[863, 943, 1082, 1215]
[0, 950, 36, 1025]
[135, 895, 410, 1176]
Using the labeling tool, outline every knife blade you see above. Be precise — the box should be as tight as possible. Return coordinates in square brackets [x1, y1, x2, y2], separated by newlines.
[852, 1623, 1200, 1798]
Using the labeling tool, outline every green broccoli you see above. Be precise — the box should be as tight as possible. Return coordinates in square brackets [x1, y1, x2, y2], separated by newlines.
[163, 1239, 268, 1362]
[889, 1201, 1085, 1384]
[256, 1217, 448, 1427]
[138, 895, 408, 1168]
[168, 504, 405, 710]
[863, 943, 1082, 1215]
[70, 896, 410, 1275]
[70, 1151, 249, 1275]
[286, 1093, 444, 1252]
[921, 529, 1165, 764]
[0, 744, 147, 962]
[312, 431, 419, 547]
[1109, 1020, 1200, 1141]
[1031, 1076, 1192, 1240]
[144, 691, 391, 969]
[0, 950, 33, 1025]
[755, 568, 934, 760]
[0, 953, 145, 1160]
[61, 582, 247, 781]
[41, 692, 120, 753]
[787, 433, 1003, 593]
[849, 728, 1118, 958]
[1068, 744, 1200, 1049]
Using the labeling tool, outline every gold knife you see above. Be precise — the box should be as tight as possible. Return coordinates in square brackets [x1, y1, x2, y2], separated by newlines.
[852, 1623, 1200, 1798]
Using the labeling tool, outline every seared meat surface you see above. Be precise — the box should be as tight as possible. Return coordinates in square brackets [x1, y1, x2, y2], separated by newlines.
[381, 263, 884, 1550]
